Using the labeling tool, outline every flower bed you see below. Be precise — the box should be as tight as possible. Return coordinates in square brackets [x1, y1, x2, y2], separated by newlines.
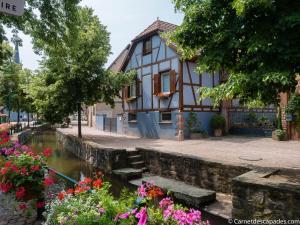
[0, 132, 54, 212]
[45, 175, 210, 225]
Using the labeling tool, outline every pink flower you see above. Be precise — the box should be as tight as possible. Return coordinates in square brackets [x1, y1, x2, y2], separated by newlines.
[20, 167, 27, 175]
[44, 177, 55, 186]
[136, 207, 148, 225]
[172, 209, 187, 225]
[16, 187, 26, 200]
[19, 203, 27, 210]
[36, 201, 46, 208]
[119, 212, 130, 219]
[163, 204, 174, 219]
[43, 148, 52, 157]
[137, 184, 147, 198]
[159, 197, 173, 209]
[186, 209, 201, 224]
[98, 208, 105, 215]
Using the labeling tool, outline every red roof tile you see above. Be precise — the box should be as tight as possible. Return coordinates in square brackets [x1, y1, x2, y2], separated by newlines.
[132, 19, 177, 42]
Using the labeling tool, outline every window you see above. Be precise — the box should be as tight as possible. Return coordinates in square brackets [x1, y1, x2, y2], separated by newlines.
[160, 112, 172, 122]
[127, 82, 136, 98]
[143, 37, 152, 55]
[128, 113, 137, 122]
[161, 71, 170, 93]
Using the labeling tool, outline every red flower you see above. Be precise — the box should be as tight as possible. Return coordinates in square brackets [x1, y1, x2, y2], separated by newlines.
[30, 165, 40, 172]
[43, 148, 52, 157]
[74, 185, 90, 195]
[4, 161, 12, 168]
[147, 187, 164, 198]
[66, 188, 74, 195]
[93, 178, 103, 189]
[19, 203, 27, 210]
[36, 201, 45, 208]
[11, 165, 18, 173]
[43, 177, 55, 186]
[79, 177, 92, 185]
[16, 187, 26, 200]
[20, 167, 27, 175]
[0, 182, 12, 193]
[57, 192, 65, 201]
[1, 168, 8, 175]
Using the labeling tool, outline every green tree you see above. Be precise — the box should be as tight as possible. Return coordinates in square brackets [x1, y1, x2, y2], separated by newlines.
[29, 7, 134, 137]
[0, 0, 80, 65]
[169, 0, 300, 107]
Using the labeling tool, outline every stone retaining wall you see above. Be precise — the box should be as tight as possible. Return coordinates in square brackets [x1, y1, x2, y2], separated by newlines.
[56, 131, 128, 173]
[137, 148, 250, 194]
[17, 123, 51, 144]
[232, 169, 300, 219]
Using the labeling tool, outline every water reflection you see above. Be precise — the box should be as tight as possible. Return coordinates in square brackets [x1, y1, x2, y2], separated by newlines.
[27, 131, 93, 181]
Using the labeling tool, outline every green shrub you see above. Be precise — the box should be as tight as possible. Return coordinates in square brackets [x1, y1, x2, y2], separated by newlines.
[210, 114, 226, 130]
[273, 129, 288, 141]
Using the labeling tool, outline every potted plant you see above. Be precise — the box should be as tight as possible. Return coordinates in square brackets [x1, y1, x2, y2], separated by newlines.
[0, 137, 54, 218]
[186, 112, 208, 139]
[210, 114, 226, 137]
[45, 176, 209, 225]
[272, 129, 288, 141]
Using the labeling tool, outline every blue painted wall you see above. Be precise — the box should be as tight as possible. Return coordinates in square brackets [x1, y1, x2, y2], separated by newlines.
[126, 111, 178, 139]
[183, 111, 218, 137]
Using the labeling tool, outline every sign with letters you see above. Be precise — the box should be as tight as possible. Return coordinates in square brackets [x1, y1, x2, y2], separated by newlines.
[0, 0, 25, 16]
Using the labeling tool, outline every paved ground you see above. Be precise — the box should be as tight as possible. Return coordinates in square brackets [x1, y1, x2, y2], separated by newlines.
[58, 125, 300, 170]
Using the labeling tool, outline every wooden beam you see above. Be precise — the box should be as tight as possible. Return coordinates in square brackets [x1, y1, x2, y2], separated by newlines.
[179, 61, 184, 111]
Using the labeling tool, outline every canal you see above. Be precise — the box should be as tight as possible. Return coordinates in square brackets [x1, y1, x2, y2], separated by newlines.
[27, 131, 227, 225]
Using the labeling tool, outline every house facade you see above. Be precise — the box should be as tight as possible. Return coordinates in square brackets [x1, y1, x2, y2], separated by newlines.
[113, 20, 222, 140]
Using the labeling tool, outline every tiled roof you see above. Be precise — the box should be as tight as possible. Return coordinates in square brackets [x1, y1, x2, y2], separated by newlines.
[108, 44, 131, 72]
[132, 19, 177, 42]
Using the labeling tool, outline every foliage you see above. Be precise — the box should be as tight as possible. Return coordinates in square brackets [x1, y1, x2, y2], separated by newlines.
[0, 135, 54, 211]
[285, 94, 300, 115]
[277, 107, 283, 130]
[210, 114, 226, 130]
[273, 129, 287, 141]
[28, 7, 135, 136]
[0, 0, 80, 65]
[45, 177, 209, 225]
[186, 112, 202, 133]
[170, 0, 300, 106]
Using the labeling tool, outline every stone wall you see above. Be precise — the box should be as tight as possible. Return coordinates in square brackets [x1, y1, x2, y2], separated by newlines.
[16, 123, 51, 144]
[232, 169, 300, 219]
[56, 131, 128, 173]
[138, 148, 250, 193]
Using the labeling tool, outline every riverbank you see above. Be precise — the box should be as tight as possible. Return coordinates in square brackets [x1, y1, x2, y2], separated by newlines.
[56, 125, 300, 220]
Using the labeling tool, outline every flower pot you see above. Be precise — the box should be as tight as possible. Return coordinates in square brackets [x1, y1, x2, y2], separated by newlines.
[214, 129, 222, 137]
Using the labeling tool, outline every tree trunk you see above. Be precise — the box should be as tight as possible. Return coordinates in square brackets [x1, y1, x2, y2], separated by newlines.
[78, 103, 82, 138]
[17, 108, 20, 124]
[27, 112, 30, 128]
[8, 110, 11, 124]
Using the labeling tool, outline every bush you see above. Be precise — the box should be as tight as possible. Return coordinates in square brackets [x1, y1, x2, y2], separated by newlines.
[273, 129, 288, 141]
[210, 114, 226, 130]
[45, 178, 210, 225]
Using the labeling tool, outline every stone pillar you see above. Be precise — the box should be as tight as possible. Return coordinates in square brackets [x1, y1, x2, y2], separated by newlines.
[176, 111, 185, 141]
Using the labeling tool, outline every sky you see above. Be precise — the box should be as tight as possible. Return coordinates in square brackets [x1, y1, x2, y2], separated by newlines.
[6, 0, 183, 70]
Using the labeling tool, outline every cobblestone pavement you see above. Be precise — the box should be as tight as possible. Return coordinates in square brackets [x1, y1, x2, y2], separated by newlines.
[0, 193, 40, 225]
[58, 125, 300, 170]
[0, 176, 67, 225]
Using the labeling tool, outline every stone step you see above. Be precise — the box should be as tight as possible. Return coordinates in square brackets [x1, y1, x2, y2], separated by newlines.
[130, 176, 216, 208]
[127, 150, 140, 156]
[128, 154, 143, 163]
[130, 161, 145, 169]
[112, 168, 143, 181]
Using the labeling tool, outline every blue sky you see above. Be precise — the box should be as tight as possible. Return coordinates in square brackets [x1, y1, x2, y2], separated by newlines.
[6, 0, 183, 70]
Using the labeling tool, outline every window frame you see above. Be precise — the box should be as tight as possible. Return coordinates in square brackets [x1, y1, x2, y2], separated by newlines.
[128, 113, 137, 122]
[128, 82, 137, 98]
[160, 112, 172, 123]
[143, 37, 152, 56]
[160, 70, 171, 94]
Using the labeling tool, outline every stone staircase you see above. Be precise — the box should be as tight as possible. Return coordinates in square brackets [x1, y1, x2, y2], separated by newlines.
[112, 150, 147, 181]
[112, 149, 217, 209]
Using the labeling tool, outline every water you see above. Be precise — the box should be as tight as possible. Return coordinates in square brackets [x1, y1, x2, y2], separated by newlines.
[27, 131, 228, 225]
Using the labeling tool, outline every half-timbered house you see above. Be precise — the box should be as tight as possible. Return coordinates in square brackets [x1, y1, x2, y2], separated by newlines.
[110, 19, 221, 140]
